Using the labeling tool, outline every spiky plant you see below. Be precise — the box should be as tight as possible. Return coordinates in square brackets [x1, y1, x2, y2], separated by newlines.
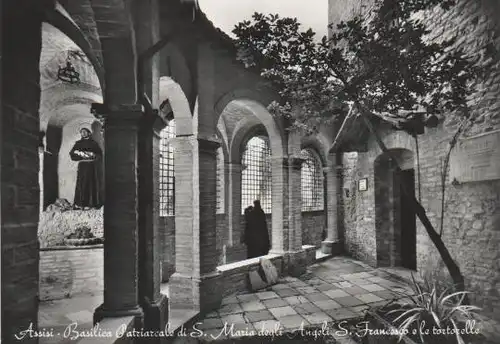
[388, 274, 481, 344]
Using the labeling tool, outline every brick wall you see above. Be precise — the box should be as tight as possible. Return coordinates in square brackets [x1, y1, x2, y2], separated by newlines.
[2, 4, 43, 342]
[301, 211, 326, 247]
[332, 0, 500, 321]
[39, 247, 103, 301]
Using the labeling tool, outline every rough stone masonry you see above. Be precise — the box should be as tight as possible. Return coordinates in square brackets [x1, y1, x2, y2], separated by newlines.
[330, 0, 500, 322]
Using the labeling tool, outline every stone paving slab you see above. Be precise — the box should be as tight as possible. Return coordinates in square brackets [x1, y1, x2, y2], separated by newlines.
[262, 297, 287, 308]
[293, 302, 322, 315]
[269, 305, 297, 318]
[244, 310, 275, 323]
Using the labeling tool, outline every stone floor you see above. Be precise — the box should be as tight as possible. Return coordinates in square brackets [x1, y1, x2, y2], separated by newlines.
[38, 256, 415, 343]
[191, 256, 412, 342]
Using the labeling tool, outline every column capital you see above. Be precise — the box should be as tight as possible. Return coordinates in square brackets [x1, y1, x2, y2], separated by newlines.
[91, 103, 145, 124]
[197, 137, 221, 154]
[271, 156, 303, 170]
[285, 156, 304, 170]
[171, 135, 221, 153]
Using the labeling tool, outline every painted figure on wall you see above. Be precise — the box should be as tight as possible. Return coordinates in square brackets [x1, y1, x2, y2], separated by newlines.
[70, 127, 103, 209]
[244, 200, 271, 258]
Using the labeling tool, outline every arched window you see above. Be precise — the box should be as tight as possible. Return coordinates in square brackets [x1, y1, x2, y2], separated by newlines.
[241, 136, 272, 213]
[301, 149, 324, 211]
[159, 120, 175, 216]
[216, 147, 225, 214]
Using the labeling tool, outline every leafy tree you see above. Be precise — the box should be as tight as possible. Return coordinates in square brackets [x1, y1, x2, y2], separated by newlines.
[233, 0, 484, 295]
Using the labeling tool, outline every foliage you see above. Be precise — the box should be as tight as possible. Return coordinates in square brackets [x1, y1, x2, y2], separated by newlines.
[232, 0, 481, 134]
[387, 274, 481, 344]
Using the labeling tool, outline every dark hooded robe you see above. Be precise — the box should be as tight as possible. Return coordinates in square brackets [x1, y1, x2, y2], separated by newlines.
[244, 206, 258, 258]
[69, 137, 103, 208]
[247, 201, 271, 258]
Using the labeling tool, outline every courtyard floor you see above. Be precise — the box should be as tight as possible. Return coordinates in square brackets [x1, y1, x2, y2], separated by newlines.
[38, 255, 417, 343]
[190, 256, 412, 343]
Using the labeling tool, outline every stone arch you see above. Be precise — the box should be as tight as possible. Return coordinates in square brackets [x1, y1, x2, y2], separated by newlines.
[216, 117, 230, 159]
[44, 2, 105, 92]
[226, 99, 285, 163]
[374, 148, 416, 269]
[160, 42, 195, 111]
[301, 133, 330, 167]
[221, 98, 286, 258]
[159, 76, 193, 136]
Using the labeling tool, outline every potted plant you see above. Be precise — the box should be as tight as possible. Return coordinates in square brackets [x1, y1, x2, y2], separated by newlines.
[358, 274, 484, 344]
[64, 226, 103, 246]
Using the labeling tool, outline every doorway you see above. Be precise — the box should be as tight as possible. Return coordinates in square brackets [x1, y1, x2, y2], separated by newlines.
[398, 168, 417, 270]
[374, 149, 416, 270]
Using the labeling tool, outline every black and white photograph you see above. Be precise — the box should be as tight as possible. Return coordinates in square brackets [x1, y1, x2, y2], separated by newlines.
[2, 0, 500, 343]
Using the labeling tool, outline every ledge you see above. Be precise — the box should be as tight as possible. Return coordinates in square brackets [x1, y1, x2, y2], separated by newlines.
[40, 244, 104, 251]
[216, 253, 282, 273]
[301, 210, 325, 215]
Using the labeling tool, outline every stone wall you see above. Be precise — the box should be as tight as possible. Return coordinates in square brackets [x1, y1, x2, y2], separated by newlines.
[340, 152, 360, 256]
[39, 246, 103, 301]
[331, 0, 500, 322]
[301, 211, 326, 247]
[2, 5, 43, 342]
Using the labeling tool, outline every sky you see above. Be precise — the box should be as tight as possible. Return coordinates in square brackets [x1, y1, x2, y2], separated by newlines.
[198, 0, 329, 39]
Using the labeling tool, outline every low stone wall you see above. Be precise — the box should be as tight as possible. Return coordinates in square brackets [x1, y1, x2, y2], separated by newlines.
[303, 245, 317, 266]
[217, 254, 285, 298]
[39, 246, 103, 301]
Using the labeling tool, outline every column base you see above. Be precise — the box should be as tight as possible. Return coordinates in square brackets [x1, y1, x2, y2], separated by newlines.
[284, 250, 307, 277]
[169, 271, 223, 314]
[161, 262, 176, 283]
[142, 294, 169, 334]
[93, 304, 144, 327]
[321, 240, 343, 255]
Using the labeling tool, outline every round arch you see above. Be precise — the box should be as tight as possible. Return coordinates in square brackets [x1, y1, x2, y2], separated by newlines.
[44, 2, 105, 93]
[159, 76, 194, 136]
[225, 99, 285, 163]
[301, 133, 331, 167]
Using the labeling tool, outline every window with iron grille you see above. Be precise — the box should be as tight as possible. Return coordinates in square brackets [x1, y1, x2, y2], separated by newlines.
[301, 149, 324, 211]
[159, 120, 175, 216]
[216, 147, 225, 214]
[241, 136, 272, 213]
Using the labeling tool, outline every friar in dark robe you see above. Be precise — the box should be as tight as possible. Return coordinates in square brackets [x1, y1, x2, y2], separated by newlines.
[69, 128, 103, 209]
[249, 200, 271, 257]
[243, 205, 257, 258]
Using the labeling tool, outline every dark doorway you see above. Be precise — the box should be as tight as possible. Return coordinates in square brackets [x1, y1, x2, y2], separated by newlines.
[399, 168, 417, 270]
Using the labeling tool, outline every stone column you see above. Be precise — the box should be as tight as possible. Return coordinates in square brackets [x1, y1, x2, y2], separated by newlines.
[137, 111, 168, 334]
[226, 162, 246, 262]
[93, 104, 144, 326]
[321, 153, 342, 255]
[169, 136, 223, 313]
[270, 156, 307, 276]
